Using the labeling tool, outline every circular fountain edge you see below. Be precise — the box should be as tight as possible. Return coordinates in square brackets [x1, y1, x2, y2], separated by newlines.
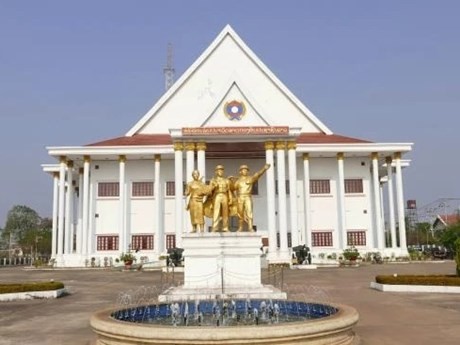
[91, 302, 359, 345]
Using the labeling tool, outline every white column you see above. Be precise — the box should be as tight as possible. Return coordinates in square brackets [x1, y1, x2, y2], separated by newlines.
[76, 168, 83, 255]
[337, 153, 346, 249]
[394, 152, 407, 252]
[386, 156, 397, 249]
[119, 155, 127, 252]
[82, 156, 90, 256]
[174, 143, 184, 247]
[51, 172, 59, 257]
[265, 142, 277, 258]
[57, 156, 67, 257]
[379, 183, 386, 248]
[64, 160, 73, 254]
[302, 153, 311, 247]
[371, 153, 383, 250]
[287, 142, 299, 247]
[276, 141, 289, 261]
[196, 142, 206, 182]
[185, 143, 195, 234]
[154, 155, 164, 254]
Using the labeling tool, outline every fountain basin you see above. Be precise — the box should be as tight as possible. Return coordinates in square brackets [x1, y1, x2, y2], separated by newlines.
[91, 301, 359, 344]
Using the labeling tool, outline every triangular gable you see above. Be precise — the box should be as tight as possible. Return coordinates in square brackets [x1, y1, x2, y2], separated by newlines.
[202, 82, 270, 127]
[127, 25, 332, 136]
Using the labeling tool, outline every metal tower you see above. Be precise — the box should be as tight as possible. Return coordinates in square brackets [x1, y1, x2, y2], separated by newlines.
[163, 43, 175, 91]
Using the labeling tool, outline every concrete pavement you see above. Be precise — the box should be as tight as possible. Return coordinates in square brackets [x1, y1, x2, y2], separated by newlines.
[0, 261, 459, 345]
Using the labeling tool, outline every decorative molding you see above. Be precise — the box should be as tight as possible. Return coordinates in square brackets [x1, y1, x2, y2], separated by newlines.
[275, 141, 286, 150]
[265, 141, 275, 150]
[287, 141, 297, 150]
[118, 155, 126, 163]
[371, 152, 379, 160]
[303, 153, 309, 161]
[83, 155, 91, 163]
[173, 142, 184, 151]
[394, 152, 402, 160]
[196, 142, 207, 151]
[184, 142, 196, 151]
[59, 156, 67, 164]
[154, 154, 161, 162]
[337, 152, 344, 160]
[182, 126, 289, 136]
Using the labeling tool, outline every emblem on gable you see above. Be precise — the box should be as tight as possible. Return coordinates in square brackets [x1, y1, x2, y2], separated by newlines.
[224, 100, 246, 121]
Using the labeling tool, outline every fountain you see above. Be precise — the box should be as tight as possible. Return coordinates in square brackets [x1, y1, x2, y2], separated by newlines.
[90, 165, 359, 344]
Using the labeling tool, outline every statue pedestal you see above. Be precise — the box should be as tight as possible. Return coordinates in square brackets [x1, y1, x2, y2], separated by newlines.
[159, 232, 286, 302]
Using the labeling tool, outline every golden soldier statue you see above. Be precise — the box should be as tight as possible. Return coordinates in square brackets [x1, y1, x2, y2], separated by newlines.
[185, 170, 211, 233]
[233, 164, 270, 231]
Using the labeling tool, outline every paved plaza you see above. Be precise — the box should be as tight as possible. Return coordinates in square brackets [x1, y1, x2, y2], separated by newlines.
[1, 261, 459, 345]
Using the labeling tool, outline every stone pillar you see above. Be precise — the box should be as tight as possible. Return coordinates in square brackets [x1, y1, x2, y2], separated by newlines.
[287, 142, 299, 247]
[174, 143, 184, 247]
[57, 156, 66, 257]
[276, 141, 289, 261]
[76, 168, 83, 255]
[394, 152, 407, 252]
[154, 155, 164, 254]
[119, 155, 127, 252]
[302, 153, 311, 247]
[196, 142, 207, 181]
[185, 143, 195, 234]
[386, 156, 397, 249]
[64, 160, 74, 254]
[371, 153, 383, 250]
[336, 153, 346, 249]
[82, 155, 90, 256]
[265, 142, 277, 258]
[379, 182, 386, 248]
[51, 172, 59, 257]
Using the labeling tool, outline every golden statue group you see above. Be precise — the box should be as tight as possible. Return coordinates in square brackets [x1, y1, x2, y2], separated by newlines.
[185, 164, 270, 233]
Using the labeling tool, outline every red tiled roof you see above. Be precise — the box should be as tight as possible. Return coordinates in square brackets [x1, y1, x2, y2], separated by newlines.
[297, 133, 372, 144]
[87, 134, 173, 146]
[439, 214, 460, 226]
[86, 132, 371, 147]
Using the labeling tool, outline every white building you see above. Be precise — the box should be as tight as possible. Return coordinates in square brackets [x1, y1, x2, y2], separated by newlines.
[42, 25, 412, 267]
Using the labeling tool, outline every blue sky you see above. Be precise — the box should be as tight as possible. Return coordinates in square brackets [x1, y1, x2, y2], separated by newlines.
[1, 0, 459, 226]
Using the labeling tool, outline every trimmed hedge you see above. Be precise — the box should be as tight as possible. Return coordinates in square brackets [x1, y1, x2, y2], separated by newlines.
[376, 275, 460, 286]
[0, 281, 65, 294]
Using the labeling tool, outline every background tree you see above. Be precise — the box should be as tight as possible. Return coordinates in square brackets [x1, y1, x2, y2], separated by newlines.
[438, 222, 460, 253]
[1, 205, 51, 257]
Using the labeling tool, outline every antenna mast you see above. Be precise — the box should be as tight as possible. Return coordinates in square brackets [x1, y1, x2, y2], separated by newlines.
[164, 42, 175, 91]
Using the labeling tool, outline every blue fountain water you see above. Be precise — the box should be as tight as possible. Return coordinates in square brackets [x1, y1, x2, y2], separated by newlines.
[112, 299, 338, 327]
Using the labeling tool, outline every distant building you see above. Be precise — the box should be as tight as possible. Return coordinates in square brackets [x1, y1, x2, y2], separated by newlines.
[432, 213, 460, 231]
[42, 25, 413, 267]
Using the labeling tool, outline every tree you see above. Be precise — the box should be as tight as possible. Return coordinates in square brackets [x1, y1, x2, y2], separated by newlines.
[1, 205, 48, 257]
[438, 222, 460, 253]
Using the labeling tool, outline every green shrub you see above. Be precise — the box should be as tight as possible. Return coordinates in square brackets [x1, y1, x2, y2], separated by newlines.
[455, 238, 460, 277]
[0, 281, 64, 294]
[375, 275, 460, 286]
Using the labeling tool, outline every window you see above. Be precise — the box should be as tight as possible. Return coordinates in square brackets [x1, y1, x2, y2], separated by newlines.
[165, 181, 187, 196]
[132, 182, 154, 197]
[312, 232, 333, 247]
[345, 179, 363, 194]
[347, 231, 366, 246]
[132, 235, 154, 250]
[97, 235, 119, 251]
[310, 180, 330, 194]
[166, 234, 176, 249]
[98, 182, 119, 197]
[275, 180, 290, 195]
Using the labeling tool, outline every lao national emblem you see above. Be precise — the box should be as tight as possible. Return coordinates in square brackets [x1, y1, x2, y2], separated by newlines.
[224, 100, 246, 121]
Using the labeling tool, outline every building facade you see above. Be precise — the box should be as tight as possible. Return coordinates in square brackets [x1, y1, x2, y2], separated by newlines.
[43, 25, 413, 267]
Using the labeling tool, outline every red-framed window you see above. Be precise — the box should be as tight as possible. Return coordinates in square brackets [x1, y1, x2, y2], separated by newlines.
[312, 232, 333, 247]
[345, 179, 363, 194]
[347, 231, 366, 246]
[132, 182, 154, 197]
[165, 182, 187, 196]
[131, 235, 154, 250]
[166, 234, 176, 249]
[310, 180, 330, 194]
[97, 235, 119, 251]
[98, 182, 119, 197]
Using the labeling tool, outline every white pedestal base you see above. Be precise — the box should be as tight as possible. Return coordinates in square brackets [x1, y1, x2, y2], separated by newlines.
[158, 232, 287, 302]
